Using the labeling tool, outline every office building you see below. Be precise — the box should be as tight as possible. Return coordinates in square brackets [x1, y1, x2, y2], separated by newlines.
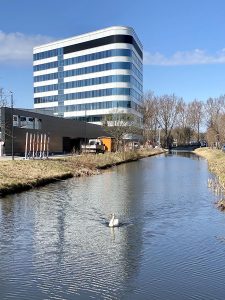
[33, 26, 143, 125]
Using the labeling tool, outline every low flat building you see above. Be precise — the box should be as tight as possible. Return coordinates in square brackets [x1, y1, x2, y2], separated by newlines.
[0, 107, 109, 156]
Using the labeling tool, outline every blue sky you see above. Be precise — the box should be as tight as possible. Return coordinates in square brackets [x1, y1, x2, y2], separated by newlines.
[1, 0, 225, 108]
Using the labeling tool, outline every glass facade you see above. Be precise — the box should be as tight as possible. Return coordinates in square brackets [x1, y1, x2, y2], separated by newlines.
[33, 49, 142, 72]
[33, 28, 143, 123]
[34, 62, 142, 83]
[34, 88, 142, 104]
[65, 100, 132, 112]
[33, 34, 143, 60]
[34, 62, 133, 82]
[34, 75, 143, 94]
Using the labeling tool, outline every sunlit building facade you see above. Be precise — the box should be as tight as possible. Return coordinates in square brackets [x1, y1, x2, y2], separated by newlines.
[33, 26, 143, 125]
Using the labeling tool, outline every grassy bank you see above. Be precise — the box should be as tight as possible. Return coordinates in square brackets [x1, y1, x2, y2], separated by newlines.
[194, 148, 225, 188]
[194, 147, 225, 210]
[1, 148, 165, 196]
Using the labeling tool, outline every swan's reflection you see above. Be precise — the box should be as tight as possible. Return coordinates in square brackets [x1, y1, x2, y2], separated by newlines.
[110, 227, 115, 241]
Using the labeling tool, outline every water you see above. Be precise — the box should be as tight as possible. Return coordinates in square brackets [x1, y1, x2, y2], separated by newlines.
[1, 152, 225, 300]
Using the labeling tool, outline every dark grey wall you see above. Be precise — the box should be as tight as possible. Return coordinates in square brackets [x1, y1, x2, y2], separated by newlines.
[1, 107, 110, 155]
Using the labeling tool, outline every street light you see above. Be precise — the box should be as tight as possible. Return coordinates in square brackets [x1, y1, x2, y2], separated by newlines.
[158, 126, 161, 147]
[10, 91, 14, 160]
[84, 103, 87, 151]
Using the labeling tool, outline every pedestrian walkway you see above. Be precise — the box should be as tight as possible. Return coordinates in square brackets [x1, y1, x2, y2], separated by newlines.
[0, 156, 23, 160]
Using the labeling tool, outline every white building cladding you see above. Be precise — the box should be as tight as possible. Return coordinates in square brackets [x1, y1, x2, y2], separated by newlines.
[33, 26, 143, 125]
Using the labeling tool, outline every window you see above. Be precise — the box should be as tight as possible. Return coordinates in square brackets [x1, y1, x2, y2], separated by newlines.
[34, 88, 131, 104]
[13, 115, 19, 127]
[34, 62, 132, 82]
[33, 48, 62, 61]
[65, 100, 133, 112]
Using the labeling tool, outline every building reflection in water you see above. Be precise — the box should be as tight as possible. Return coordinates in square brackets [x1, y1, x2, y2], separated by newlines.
[30, 161, 145, 298]
[1, 153, 224, 300]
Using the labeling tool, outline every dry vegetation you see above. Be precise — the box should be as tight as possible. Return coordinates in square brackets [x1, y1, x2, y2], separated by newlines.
[194, 147, 225, 188]
[0, 148, 164, 196]
[195, 147, 225, 210]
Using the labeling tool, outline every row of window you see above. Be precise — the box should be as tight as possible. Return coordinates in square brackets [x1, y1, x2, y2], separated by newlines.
[35, 107, 142, 122]
[34, 61, 58, 72]
[63, 62, 132, 79]
[63, 34, 143, 58]
[34, 62, 129, 82]
[34, 75, 130, 93]
[34, 83, 58, 93]
[130, 89, 143, 102]
[34, 88, 142, 104]
[71, 114, 143, 124]
[34, 88, 132, 104]
[73, 115, 103, 122]
[132, 51, 142, 69]
[33, 49, 142, 72]
[33, 48, 62, 61]
[65, 100, 132, 112]
[34, 72, 58, 82]
[130, 76, 143, 91]
[64, 49, 132, 66]
[33, 34, 143, 61]
[13, 115, 42, 130]
[34, 62, 143, 83]
[131, 64, 142, 80]
[34, 75, 143, 94]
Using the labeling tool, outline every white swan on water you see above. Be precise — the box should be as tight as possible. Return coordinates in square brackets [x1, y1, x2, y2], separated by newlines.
[109, 213, 119, 227]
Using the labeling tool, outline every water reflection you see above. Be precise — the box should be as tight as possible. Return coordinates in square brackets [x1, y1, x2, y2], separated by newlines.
[1, 153, 225, 299]
[8, 162, 145, 300]
[170, 150, 202, 160]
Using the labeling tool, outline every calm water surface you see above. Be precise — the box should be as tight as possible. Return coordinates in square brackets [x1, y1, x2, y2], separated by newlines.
[1, 152, 225, 300]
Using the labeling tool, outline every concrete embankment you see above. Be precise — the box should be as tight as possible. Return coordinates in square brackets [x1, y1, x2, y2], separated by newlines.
[0, 149, 165, 197]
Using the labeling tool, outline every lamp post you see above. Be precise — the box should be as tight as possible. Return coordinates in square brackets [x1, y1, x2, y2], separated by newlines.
[84, 103, 87, 151]
[10, 91, 14, 160]
[158, 126, 161, 148]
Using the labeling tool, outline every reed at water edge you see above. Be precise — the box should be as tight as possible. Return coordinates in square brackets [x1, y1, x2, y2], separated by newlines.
[195, 147, 225, 210]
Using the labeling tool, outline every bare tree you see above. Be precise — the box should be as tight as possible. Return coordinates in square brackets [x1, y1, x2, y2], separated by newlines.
[176, 99, 188, 128]
[103, 110, 141, 151]
[206, 127, 218, 148]
[217, 113, 225, 145]
[0, 88, 9, 107]
[157, 94, 183, 148]
[187, 99, 203, 142]
[172, 100, 192, 145]
[204, 96, 225, 147]
[142, 91, 158, 144]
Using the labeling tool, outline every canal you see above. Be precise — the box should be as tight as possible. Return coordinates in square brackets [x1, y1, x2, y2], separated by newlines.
[1, 152, 225, 300]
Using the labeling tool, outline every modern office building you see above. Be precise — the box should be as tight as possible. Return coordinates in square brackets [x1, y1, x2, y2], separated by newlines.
[33, 26, 143, 125]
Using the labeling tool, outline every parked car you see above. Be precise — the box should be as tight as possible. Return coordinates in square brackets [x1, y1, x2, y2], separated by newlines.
[81, 139, 105, 154]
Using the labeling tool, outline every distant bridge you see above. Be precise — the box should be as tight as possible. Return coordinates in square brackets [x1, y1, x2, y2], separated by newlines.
[170, 143, 202, 151]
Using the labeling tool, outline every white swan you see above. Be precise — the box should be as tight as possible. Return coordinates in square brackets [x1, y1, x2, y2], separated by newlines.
[109, 213, 119, 227]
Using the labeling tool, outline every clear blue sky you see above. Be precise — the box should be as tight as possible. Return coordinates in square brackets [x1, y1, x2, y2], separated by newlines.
[1, 0, 225, 108]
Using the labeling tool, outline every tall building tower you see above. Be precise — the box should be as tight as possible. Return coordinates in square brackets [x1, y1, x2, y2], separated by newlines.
[33, 26, 143, 125]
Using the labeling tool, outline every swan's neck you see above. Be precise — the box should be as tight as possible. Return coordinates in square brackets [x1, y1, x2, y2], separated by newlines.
[109, 214, 115, 227]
